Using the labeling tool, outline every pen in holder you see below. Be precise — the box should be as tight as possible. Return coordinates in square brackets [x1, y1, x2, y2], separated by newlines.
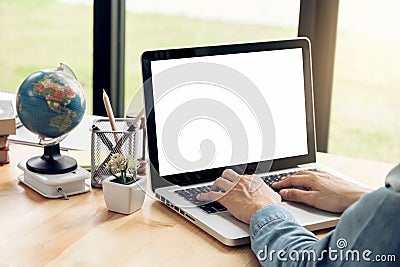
[91, 118, 138, 188]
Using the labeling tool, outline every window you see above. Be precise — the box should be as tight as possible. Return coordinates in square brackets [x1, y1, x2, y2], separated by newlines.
[329, 0, 400, 163]
[0, 0, 93, 112]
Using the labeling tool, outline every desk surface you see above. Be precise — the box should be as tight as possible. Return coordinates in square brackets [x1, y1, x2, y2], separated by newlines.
[0, 144, 394, 266]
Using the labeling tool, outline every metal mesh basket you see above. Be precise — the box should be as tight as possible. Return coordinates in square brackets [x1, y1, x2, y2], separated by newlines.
[91, 118, 137, 188]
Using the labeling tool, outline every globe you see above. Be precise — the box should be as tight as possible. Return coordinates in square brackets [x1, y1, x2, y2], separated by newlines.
[16, 63, 86, 174]
[17, 64, 86, 139]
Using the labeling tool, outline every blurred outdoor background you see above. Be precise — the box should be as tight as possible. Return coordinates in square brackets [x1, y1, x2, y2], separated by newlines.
[0, 0, 399, 164]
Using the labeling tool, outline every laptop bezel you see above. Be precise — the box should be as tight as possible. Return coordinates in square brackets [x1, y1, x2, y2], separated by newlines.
[141, 38, 316, 192]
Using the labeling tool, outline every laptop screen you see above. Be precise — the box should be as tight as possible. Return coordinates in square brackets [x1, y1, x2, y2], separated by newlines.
[142, 38, 316, 188]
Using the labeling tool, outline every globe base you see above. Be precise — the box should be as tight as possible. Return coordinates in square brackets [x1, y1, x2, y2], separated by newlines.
[27, 144, 77, 174]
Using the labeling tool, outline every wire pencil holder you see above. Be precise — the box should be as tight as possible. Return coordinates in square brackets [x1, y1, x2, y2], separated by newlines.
[91, 118, 137, 188]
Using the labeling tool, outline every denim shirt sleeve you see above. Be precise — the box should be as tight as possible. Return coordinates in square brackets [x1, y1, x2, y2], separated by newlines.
[249, 188, 400, 267]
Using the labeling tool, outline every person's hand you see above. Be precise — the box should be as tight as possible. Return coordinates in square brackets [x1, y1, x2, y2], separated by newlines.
[272, 171, 372, 213]
[197, 169, 281, 224]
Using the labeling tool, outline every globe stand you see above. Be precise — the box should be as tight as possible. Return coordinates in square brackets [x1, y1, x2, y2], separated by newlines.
[18, 142, 90, 199]
[26, 144, 77, 174]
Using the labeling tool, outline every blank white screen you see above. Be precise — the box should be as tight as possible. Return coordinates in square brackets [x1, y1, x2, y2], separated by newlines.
[151, 48, 308, 176]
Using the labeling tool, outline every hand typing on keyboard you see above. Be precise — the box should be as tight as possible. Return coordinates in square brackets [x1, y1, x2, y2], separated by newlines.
[175, 185, 228, 214]
[197, 169, 281, 224]
[260, 170, 317, 192]
[197, 169, 373, 224]
[272, 171, 372, 213]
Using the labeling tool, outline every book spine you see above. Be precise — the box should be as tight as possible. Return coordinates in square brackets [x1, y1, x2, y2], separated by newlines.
[0, 151, 10, 164]
[0, 143, 10, 164]
[0, 135, 9, 149]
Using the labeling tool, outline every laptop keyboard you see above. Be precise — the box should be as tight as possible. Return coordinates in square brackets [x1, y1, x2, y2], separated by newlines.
[174, 168, 318, 214]
[175, 186, 228, 214]
[262, 168, 318, 191]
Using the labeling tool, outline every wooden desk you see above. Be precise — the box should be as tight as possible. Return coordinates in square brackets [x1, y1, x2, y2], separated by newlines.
[0, 144, 394, 266]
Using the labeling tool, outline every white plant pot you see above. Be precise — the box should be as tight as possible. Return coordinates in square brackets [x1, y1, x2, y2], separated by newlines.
[102, 176, 147, 214]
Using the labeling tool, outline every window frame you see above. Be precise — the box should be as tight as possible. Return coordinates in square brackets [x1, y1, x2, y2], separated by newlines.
[93, 0, 126, 117]
[298, 0, 339, 152]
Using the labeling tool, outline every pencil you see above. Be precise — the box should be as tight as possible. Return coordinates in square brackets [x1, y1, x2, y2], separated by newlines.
[102, 89, 119, 143]
[133, 108, 144, 126]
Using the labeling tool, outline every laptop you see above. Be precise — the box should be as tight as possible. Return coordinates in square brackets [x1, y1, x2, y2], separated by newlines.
[141, 38, 340, 246]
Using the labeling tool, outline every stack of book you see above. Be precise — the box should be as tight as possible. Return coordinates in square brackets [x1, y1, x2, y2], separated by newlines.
[0, 100, 16, 164]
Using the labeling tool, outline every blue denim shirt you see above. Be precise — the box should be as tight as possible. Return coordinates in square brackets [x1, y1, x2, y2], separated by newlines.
[249, 188, 400, 266]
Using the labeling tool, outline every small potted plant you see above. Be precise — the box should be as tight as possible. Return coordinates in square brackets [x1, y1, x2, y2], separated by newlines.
[102, 153, 147, 214]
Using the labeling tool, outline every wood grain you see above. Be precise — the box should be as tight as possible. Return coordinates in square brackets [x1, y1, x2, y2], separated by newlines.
[0, 143, 393, 266]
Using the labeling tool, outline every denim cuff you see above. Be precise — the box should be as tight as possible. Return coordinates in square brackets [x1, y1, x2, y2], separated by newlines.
[249, 204, 297, 238]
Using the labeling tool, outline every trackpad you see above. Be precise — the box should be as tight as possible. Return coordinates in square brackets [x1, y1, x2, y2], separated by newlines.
[280, 202, 340, 227]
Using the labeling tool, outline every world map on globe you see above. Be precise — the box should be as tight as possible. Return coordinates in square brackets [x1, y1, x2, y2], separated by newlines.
[17, 66, 86, 139]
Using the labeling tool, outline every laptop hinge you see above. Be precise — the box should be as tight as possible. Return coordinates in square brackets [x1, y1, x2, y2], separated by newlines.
[297, 163, 318, 169]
